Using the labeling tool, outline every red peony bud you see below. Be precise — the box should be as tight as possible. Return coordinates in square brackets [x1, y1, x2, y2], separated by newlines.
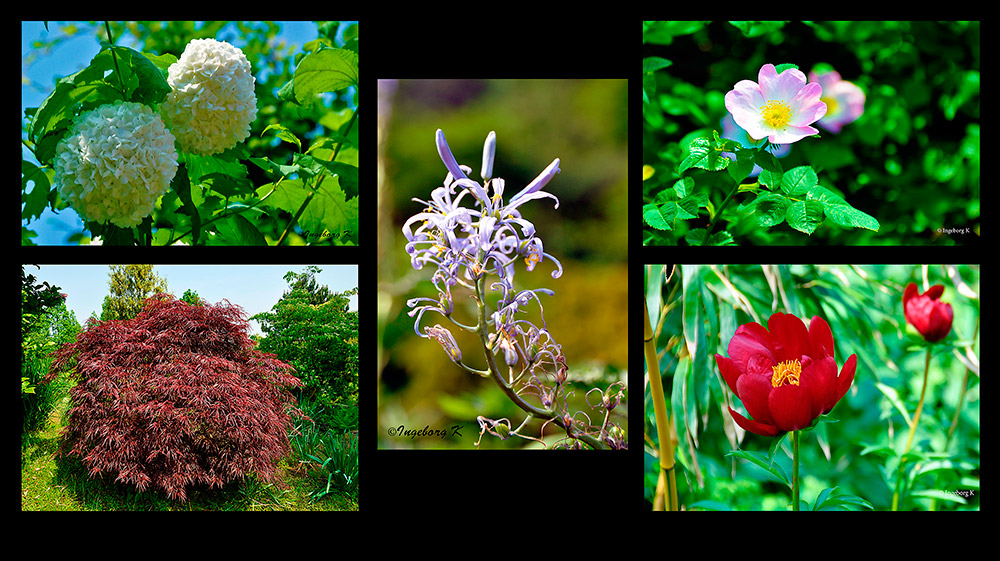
[903, 283, 953, 343]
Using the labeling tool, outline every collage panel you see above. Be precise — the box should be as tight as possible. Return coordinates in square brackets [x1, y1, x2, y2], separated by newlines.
[377, 79, 628, 451]
[22, 21, 358, 246]
[21, 264, 358, 510]
[644, 264, 979, 511]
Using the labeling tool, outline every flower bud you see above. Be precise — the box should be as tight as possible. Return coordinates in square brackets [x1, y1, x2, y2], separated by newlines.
[903, 283, 953, 343]
[435, 129, 467, 181]
[510, 158, 560, 203]
[481, 130, 496, 182]
[424, 324, 462, 363]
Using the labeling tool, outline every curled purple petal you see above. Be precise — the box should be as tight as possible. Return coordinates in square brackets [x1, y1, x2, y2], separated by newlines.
[436, 129, 467, 181]
[510, 158, 560, 203]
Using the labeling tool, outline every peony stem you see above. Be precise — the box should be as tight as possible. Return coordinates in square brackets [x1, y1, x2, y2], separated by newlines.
[892, 347, 932, 510]
[904, 348, 932, 456]
[792, 429, 800, 511]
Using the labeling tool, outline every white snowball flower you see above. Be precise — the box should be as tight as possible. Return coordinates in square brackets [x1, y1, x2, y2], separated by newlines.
[53, 101, 178, 228]
[161, 38, 258, 155]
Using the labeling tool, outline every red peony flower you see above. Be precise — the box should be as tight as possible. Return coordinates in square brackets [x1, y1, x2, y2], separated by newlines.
[903, 283, 953, 343]
[716, 312, 857, 437]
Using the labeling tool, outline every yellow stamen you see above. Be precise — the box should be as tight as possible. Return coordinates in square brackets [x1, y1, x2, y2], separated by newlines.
[760, 100, 792, 129]
[771, 359, 802, 387]
[821, 96, 838, 115]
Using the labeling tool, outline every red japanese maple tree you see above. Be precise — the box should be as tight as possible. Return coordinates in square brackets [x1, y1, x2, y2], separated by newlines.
[45, 294, 305, 502]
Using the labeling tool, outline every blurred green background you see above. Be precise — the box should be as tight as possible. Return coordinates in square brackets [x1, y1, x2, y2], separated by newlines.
[643, 21, 980, 245]
[377, 79, 628, 448]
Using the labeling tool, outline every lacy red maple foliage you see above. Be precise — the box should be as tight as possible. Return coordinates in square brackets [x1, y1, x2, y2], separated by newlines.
[44, 294, 306, 502]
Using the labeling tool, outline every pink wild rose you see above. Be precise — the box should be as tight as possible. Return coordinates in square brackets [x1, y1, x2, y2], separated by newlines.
[809, 68, 866, 133]
[725, 64, 827, 144]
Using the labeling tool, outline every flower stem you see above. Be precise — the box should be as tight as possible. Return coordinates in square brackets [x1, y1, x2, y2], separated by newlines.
[104, 22, 126, 99]
[705, 180, 741, 238]
[475, 271, 605, 449]
[644, 298, 678, 510]
[792, 429, 800, 511]
[892, 347, 932, 510]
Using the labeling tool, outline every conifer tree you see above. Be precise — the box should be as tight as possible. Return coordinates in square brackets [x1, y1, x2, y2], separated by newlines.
[100, 265, 169, 321]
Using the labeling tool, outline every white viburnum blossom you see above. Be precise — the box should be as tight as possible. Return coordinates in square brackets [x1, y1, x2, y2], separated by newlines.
[161, 38, 258, 155]
[53, 101, 179, 228]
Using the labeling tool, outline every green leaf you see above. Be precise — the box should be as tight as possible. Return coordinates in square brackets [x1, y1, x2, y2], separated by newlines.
[140, 51, 177, 73]
[642, 56, 672, 73]
[672, 177, 695, 198]
[30, 57, 118, 145]
[276, 78, 297, 103]
[687, 500, 732, 511]
[767, 432, 789, 468]
[293, 48, 359, 105]
[811, 486, 874, 511]
[249, 157, 299, 181]
[757, 168, 782, 190]
[21, 160, 51, 222]
[261, 123, 302, 152]
[294, 155, 359, 199]
[821, 201, 881, 231]
[643, 203, 676, 230]
[685, 228, 736, 246]
[256, 178, 356, 243]
[754, 150, 783, 189]
[115, 47, 171, 104]
[170, 165, 200, 245]
[727, 149, 755, 183]
[712, 129, 742, 153]
[753, 193, 790, 227]
[773, 63, 799, 73]
[804, 184, 846, 206]
[725, 448, 791, 488]
[213, 214, 266, 245]
[729, 22, 787, 38]
[780, 165, 818, 195]
[679, 137, 729, 174]
[803, 185, 880, 231]
[785, 199, 824, 234]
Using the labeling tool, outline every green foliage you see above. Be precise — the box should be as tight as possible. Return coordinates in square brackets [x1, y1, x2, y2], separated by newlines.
[648, 130, 879, 244]
[100, 265, 169, 321]
[293, 427, 358, 500]
[287, 48, 359, 105]
[22, 21, 360, 245]
[643, 21, 979, 245]
[21, 290, 78, 434]
[179, 288, 203, 307]
[252, 267, 358, 408]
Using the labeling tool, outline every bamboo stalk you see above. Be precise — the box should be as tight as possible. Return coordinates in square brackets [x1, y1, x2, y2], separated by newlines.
[645, 297, 678, 510]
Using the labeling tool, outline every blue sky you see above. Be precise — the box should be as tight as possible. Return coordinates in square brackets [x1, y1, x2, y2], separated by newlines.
[30, 265, 358, 335]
